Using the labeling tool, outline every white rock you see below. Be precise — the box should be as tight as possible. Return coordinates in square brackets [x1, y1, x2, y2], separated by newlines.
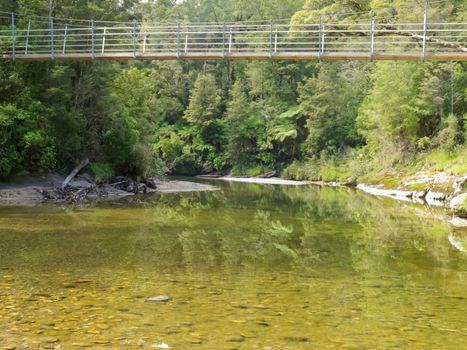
[450, 193, 467, 210]
[453, 176, 467, 195]
[449, 217, 467, 228]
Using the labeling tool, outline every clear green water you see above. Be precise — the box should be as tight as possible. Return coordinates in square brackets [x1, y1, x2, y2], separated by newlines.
[1, 180, 467, 349]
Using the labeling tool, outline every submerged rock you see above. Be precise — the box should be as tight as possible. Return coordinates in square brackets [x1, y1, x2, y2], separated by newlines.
[226, 335, 245, 343]
[147, 295, 170, 302]
[152, 342, 171, 349]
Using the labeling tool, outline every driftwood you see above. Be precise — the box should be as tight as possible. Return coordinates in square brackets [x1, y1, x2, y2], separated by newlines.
[61, 158, 89, 190]
[38, 172, 157, 204]
[39, 185, 97, 203]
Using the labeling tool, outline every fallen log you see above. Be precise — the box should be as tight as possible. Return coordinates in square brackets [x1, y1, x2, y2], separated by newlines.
[61, 158, 89, 190]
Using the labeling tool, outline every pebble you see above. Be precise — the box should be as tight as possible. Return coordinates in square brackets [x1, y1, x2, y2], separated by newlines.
[226, 335, 245, 343]
[147, 295, 170, 302]
[283, 336, 312, 343]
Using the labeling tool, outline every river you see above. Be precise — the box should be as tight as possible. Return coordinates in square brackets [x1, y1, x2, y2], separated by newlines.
[0, 179, 466, 349]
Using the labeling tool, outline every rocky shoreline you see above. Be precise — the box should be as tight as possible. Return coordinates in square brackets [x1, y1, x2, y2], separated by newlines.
[355, 173, 467, 228]
[212, 172, 467, 228]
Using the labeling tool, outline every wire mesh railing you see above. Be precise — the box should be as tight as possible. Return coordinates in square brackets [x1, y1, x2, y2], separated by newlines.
[0, 13, 466, 60]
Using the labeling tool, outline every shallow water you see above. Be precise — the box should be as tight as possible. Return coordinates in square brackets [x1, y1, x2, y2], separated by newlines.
[0, 180, 466, 349]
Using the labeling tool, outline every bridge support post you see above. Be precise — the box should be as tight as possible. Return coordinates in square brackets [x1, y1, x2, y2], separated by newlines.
[144, 32, 148, 54]
[49, 17, 55, 60]
[91, 21, 95, 59]
[11, 13, 15, 61]
[102, 27, 106, 54]
[25, 20, 30, 55]
[63, 24, 68, 54]
[318, 19, 325, 58]
[269, 20, 273, 58]
[133, 20, 137, 58]
[274, 27, 278, 54]
[222, 23, 226, 58]
[229, 29, 232, 53]
[422, 5, 428, 60]
[177, 23, 181, 58]
[369, 17, 375, 60]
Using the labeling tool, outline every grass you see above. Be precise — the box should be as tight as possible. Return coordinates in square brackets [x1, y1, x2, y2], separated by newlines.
[415, 147, 467, 175]
[405, 183, 427, 191]
[319, 165, 352, 182]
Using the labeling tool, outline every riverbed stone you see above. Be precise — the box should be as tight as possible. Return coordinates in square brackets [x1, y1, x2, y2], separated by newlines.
[226, 335, 245, 343]
[146, 295, 170, 302]
[450, 193, 467, 217]
[453, 176, 467, 195]
[449, 217, 467, 228]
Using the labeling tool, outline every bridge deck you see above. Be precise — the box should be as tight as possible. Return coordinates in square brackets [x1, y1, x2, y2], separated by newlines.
[3, 52, 466, 61]
[1, 15, 466, 61]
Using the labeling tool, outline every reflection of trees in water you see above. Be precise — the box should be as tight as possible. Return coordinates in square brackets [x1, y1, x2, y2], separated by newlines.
[1, 183, 464, 279]
[166, 183, 464, 278]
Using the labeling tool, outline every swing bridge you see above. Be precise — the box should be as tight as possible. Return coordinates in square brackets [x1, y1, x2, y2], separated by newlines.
[1, 12, 466, 62]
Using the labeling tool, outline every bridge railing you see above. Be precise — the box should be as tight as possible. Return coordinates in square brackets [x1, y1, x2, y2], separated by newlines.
[1, 14, 466, 59]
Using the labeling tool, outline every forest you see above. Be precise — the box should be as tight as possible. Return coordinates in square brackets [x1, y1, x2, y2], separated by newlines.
[1, 0, 466, 185]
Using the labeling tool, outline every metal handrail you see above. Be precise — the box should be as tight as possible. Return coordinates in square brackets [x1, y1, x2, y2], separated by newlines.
[1, 14, 466, 60]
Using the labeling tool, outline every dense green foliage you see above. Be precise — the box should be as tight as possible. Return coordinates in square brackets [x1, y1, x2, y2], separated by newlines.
[0, 0, 466, 181]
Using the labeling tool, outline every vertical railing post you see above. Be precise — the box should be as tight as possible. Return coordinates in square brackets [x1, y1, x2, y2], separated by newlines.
[62, 24, 68, 54]
[25, 20, 30, 55]
[133, 20, 137, 58]
[143, 31, 147, 54]
[91, 20, 95, 59]
[269, 19, 273, 58]
[229, 28, 232, 53]
[318, 18, 324, 58]
[274, 27, 278, 53]
[11, 13, 15, 60]
[422, 4, 428, 59]
[50, 16, 55, 60]
[222, 23, 226, 58]
[102, 27, 106, 54]
[177, 23, 181, 58]
[321, 23, 325, 56]
[370, 17, 375, 60]
[318, 18, 321, 57]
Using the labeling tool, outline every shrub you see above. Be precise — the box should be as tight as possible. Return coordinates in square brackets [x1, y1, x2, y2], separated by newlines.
[89, 162, 114, 184]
